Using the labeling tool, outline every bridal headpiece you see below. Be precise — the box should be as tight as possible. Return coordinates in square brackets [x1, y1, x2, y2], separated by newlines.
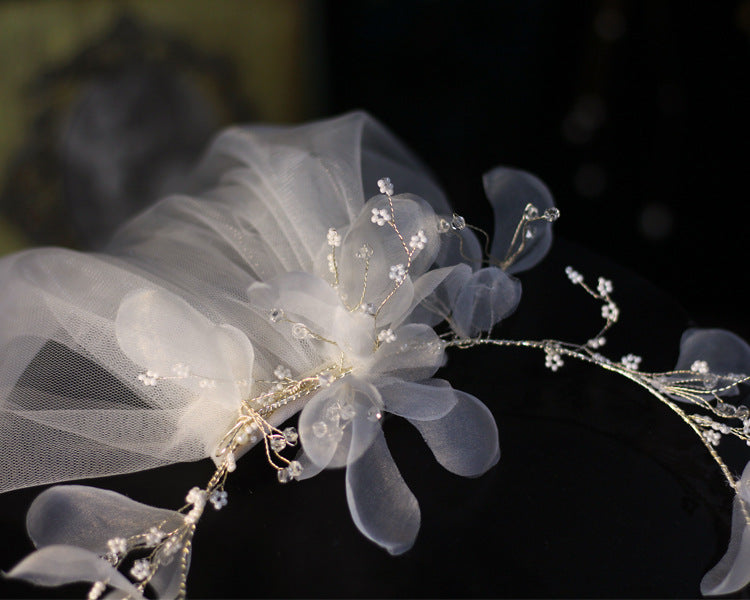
[1, 112, 748, 598]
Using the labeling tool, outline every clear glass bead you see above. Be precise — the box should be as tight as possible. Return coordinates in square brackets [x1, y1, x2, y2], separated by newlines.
[291, 323, 309, 339]
[269, 308, 283, 323]
[277, 468, 292, 484]
[544, 207, 560, 222]
[325, 403, 341, 421]
[367, 407, 383, 422]
[283, 427, 298, 444]
[736, 406, 750, 419]
[270, 437, 286, 452]
[312, 421, 328, 438]
[437, 217, 451, 233]
[288, 460, 304, 477]
[339, 402, 356, 421]
[450, 213, 466, 230]
[355, 244, 373, 259]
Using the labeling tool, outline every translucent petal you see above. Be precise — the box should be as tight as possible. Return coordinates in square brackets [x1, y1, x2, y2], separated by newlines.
[484, 166, 555, 274]
[27, 485, 184, 554]
[378, 378, 458, 421]
[451, 267, 522, 338]
[369, 324, 445, 382]
[701, 494, 750, 595]
[298, 378, 381, 469]
[292, 449, 326, 481]
[335, 194, 439, 323]
[408, 390, 500, 477]
[116, 288, 254, 399]
[392, 265, 458, 330]
[675, 328, 750, 378]
[6, 545, 144, 598]
[345, 428, 420, 555]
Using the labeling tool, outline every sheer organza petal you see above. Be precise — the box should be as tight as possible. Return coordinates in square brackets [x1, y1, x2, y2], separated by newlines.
[345, 427, 420, 555]
[675, 328, 750, 378]
[378, 378, 458, 421]
[335, 195, 439, 323]
[451, 267, 522, 338]
[484, 166, 555, 274]
[6, 545, 144, 598]
[27, 485, 184, 553]
[116, 288, 254, 391]
[298, 378, 382, 469]
[701, 495, 750, 596]
[368, 324, 445, 382]
[408, 389, 499, 477]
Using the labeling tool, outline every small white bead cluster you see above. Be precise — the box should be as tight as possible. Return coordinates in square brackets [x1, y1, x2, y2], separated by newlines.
[327, 228, 342, 247]
[545, 347, 564, 372]
[601, 302, 619, 322]
[209, 490, 228, 510]
[389, 263, 407, 284]
[172, 363, 190, 377]
[137, 370, 159, 386]
[620, 353, 642, 370]
[291, 323, 310, 340]
[371, 207, 392, 226]
[106, 537, 127, 558]
[377, 328, 396, 343]
[130, 558, 151, 581]
[409, 229, 427, 251]
[691, 360, 710, 374]
[274, 365, 292, 380]
[587, 336, 606, 349]
[184, 487, 207, 525]
[377, 177, 394, 196]
[565, 266, 584, 285]
[87, 581, 107, 600]
[703, 429, 722, 447]
[144, 526, 165, 546]
[327, 253, 336, 273]
[597, 277, 613, 296]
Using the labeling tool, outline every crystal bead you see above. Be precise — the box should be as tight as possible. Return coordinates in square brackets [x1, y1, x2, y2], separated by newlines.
[355, 244, 373, 259]
[716, 403, 736, 417]
[437, 217, 451, 233]
[330, 426, 344, 443]
[450, 213, 466, 230]
[277, 468, 292, 484]
[367, 407, 383, 422]
[269, 308, 283, 323]
[325, 403, 341, 421]
[291, 323, 309, 339]
[318, 372, 335, 386]
[312, 421, 328, 438]
[361, 302, 377, 315]
[524, 204, 539, 219]
[270, 437, 286, 452]
[543, 207, 560, 222]
[288, 460, 304, 477]
[339, 402, 356, 421]
[736, 406, 750, 419]
[283, 427, 298, 444]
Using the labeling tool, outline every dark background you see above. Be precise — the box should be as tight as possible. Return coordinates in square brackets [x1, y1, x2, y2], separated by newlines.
[1, 1, 749, 598]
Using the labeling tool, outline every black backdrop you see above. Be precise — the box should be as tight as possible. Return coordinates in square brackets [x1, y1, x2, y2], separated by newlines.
[2, 2, 750, 598]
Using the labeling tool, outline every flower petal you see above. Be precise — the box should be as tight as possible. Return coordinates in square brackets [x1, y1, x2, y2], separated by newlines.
[6, 545, 144, 598]
[345, 428, 420, 555]
[408, 390, 499, 477]
[116, 288, 254, 398]
[701, 494, 750, 595]
[27, 485, 184, 553]
[378, 378, 458, 421]
[298, 378, 382, 469]
[369, 324, 445, 382]
[484, 166, 556, 274]
[675, 328, 750, 378]
[450, 267, 522, 338]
